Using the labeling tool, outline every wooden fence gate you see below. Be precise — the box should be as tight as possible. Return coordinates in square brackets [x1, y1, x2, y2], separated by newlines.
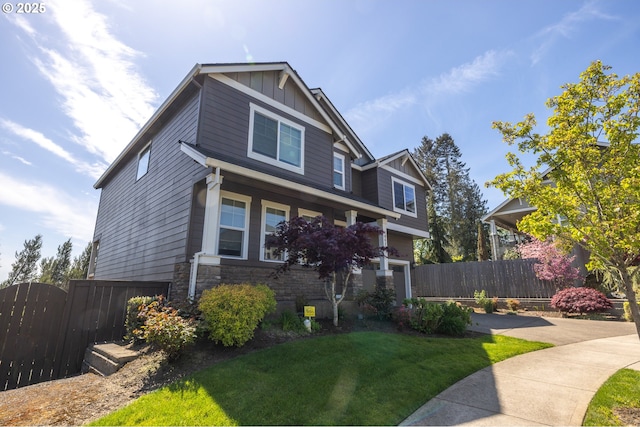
[0, 280, 168, 391]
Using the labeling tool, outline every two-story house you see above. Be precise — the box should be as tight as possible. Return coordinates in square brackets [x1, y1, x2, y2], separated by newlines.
[89, 62, 430, 312]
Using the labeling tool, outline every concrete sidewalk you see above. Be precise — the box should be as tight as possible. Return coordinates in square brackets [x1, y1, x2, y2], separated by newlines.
[400, 313, 640, 426]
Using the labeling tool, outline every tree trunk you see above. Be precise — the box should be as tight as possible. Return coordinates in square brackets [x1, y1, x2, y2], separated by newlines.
[331, 273, 339, 327]
[620, 266, 640, 340]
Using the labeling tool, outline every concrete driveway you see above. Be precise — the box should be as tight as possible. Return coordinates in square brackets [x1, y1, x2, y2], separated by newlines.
[400, 313, 640, 426]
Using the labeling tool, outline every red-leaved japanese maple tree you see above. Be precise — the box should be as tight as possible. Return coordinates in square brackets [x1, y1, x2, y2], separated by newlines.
[266, 216, 396, 326]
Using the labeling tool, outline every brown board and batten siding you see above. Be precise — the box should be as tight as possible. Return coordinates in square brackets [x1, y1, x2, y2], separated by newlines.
[198, 76, 334, 189]
[92, 91, 205, 282]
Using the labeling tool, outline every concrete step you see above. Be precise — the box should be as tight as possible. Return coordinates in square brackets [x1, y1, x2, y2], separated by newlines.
[82, 342, 140, 376]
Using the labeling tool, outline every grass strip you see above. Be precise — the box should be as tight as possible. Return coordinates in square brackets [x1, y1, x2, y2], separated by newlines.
[583, 368, 640, 426]
[91, 331, 551, 426]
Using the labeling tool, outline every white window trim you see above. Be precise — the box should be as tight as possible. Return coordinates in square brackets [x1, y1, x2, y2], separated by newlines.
[260, 200, 290, 262]
[392, 177, 418, 218]
[136, 142, 151, 181]
[216, 191, 251, 260]
[333, 152, 345, 190]
[298, 208, 322, 222]
[248, 103, 305, 175]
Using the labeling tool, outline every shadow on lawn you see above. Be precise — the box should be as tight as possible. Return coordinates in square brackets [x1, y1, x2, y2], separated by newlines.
[162, 326, 507, 426]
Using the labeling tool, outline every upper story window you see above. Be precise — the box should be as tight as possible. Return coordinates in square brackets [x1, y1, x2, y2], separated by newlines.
[392, 177, 417, 217]
[136, 144, 151, 180]
[248, 103, 305, 174]
[333, 153, 345, 190]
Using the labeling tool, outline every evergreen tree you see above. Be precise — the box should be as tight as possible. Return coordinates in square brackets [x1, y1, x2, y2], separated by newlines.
[68, 242, 92, 280]
[1, 234, 42, 288]
[39, 239, 73, 287]
[413, 133, 488, 262]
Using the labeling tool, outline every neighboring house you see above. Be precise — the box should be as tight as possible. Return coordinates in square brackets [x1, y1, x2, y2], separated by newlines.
[89, 62, 430, 310]
[483, 186, 590, 273]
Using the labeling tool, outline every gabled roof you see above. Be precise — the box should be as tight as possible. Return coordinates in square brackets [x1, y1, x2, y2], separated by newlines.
[361, 149, 432, 189]
[94, 62, 367, 188]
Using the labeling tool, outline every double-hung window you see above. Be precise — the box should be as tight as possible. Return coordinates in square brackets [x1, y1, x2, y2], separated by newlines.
[333, 153, 345, 190]
[392, 177, 417, 217]
[261, 201, 289, 262]
[249, 104, 304, 174]
[218, 192, 251, 258]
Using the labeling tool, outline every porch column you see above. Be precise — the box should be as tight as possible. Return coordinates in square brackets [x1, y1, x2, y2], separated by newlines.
[201, 170, 223, 257]
[346, 210, 357, 226]
[188, 169, 223, 300]
[376, 218, 393, 290]
[489, 220, 500, 261]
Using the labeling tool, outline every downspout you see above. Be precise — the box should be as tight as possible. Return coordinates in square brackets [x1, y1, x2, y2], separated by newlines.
[188, 252, 202, 302]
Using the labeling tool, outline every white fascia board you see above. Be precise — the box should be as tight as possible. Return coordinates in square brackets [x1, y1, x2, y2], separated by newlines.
[209, 74, 332, 133]
[95, 63, 203, 188]
[199, 63, 288, 74]
[186, 156, 400, 221]
[492, 206, 537, 216]
[482, 197, 536, 222]
[386, 222, 430, 239]
[382, 165, 425, 187]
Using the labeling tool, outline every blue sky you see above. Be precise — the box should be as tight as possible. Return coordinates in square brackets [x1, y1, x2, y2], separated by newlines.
[1, 0, 639, 280]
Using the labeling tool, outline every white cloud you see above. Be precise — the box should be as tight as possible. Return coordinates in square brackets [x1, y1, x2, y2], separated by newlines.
[0, 172, 97, 242]
[2, 150, 32, 166]
[425, 50, 512, 96]
[8, 0, 158, 163]
[530, 1, 618, 65]
[0, 119, 106, 179]
[344, 50, 511, 136]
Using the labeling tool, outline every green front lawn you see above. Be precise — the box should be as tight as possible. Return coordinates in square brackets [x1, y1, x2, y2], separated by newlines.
[91, 332, 551, 426]
[583, 369, 640, 426]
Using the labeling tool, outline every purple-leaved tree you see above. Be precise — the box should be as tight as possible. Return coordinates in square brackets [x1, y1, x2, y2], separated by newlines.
[518, 237, 583, 289]
[266, 216, 397, 326]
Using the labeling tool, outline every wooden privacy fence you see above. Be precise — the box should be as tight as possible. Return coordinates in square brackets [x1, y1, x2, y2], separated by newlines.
[413, 259, 558, 298]
[0, 280, 168, 391]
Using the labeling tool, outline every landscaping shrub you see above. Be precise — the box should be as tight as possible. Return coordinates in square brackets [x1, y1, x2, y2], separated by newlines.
[437, 301, 473, 336]
[198, 283, 276, 347]
[280, 310, 307, 333]
[623, 301, 640, 322]
[135, 297, 196, 360]
[506, 298, 521, 312]
[550, 287, 613, 315]
[356, 286, 396, 319]
[474, 290, 494, 313]
[396, 299, 471, 336]
[124, 295, 159, 342]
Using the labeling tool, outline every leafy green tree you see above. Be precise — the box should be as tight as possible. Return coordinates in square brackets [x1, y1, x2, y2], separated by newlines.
[413, 134, 488, 261]
[1, 234, 42, 288]
[488, 61, 640, 338]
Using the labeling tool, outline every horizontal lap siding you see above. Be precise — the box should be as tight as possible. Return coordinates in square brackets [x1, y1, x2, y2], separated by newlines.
[93, 93, 203, 281]
[199, 77, 333, 189]
[377, 168, 428, 230]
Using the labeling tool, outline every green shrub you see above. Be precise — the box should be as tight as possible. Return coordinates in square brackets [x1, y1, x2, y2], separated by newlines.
[357, 286, 396, 319]
[136, 298, 196, 360]
[280, 310, 307, 333]
[198, 283, 277, 347]
[474, 290, 495, 313]
[437, 301, 472, 336]
[396, 299, 471, 336]
[623, 301, 640, 321]
[125, 295, 159, 342]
